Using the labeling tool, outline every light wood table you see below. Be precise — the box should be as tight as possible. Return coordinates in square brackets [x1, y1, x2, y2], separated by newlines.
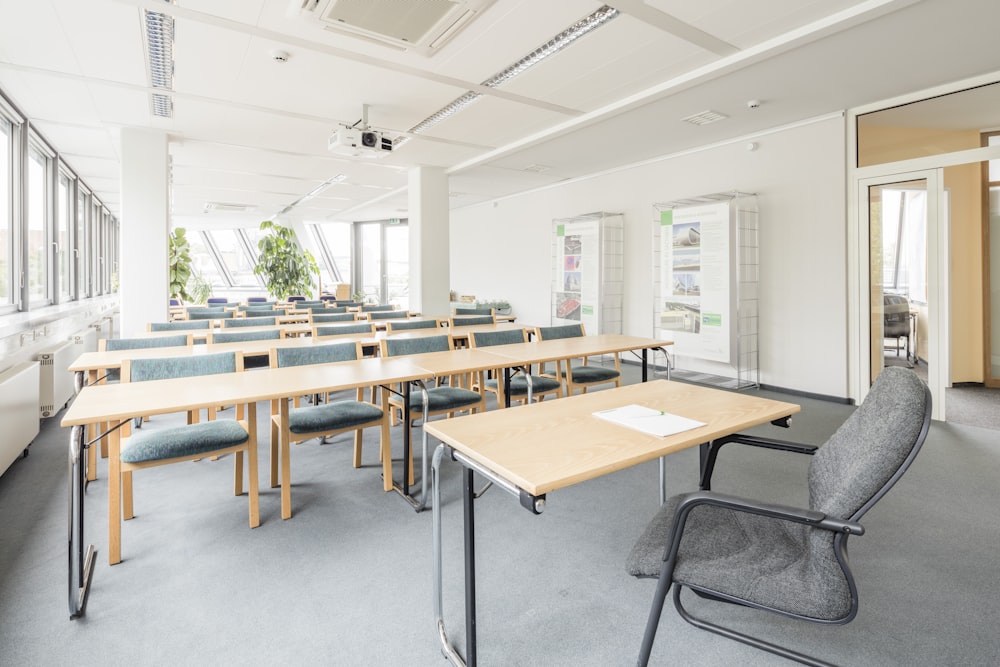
[425, 380, 800, 666]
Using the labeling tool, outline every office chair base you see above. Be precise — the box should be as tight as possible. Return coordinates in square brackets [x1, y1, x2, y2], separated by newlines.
[672, 586, 838, 667]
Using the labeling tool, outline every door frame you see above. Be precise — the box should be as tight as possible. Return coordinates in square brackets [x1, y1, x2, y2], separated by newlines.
[851, 170, 947, 420]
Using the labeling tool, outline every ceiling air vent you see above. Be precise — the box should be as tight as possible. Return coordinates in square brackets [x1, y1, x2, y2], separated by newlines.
[681, 110, 728, 126]
[291, 0, 496, 56]
[204, 202, 257, 213]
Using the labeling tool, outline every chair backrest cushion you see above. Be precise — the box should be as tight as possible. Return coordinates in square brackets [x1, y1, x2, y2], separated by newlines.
[212, 329, 282, 343]
[809, 366, 930, 521]
[369, 310, 409, 320]
[361, 304, 394, 312]
[243, 309, 282, 317]
[312, 313, 357, 323]
[470, 328, 527, 347]
[451, 315, 495, 326]
[224, 317, 275, 328]
[455, 306, 494, 315]
[536, 324, 585, 340]
[383, 334, 451, 356]
[274, 342, 360, 368]
[149, 320, 211, 332]
[387, 319, 438, 331]
[189, 310, 233, 320]
[314, 323, 374, 337]
[105, 334, 189, 351]
[127, 351, 238, 382]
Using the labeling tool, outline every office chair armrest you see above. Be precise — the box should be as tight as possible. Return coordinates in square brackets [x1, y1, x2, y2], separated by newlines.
[656, 490, 865, 578]
[700, 434, 818, 490]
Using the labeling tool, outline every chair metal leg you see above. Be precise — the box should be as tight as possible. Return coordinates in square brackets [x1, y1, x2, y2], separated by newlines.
[671, 586, 839, 667]
[637, 568, 673, 666]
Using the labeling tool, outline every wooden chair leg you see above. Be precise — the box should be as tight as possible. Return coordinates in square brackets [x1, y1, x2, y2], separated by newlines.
[270, 407, 279, 489]
[352, 429, 363, 468]
[122, 469, 134, 520]
[380, 413, 392, 492]
[246, 405, 260, 528]
[234, 450, 244, 496]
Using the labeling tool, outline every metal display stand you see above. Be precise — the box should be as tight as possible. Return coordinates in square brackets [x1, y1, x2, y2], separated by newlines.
[652, 192, 759, 389]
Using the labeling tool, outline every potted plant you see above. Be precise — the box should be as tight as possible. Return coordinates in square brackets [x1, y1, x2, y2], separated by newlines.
[253, 220, 320, 300]
[169, 227, 193, 302]
[478, 298, 512, 315]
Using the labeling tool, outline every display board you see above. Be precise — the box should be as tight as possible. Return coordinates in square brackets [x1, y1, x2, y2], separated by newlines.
[653, 193, 759, 389]
[551, 212, 623, 334]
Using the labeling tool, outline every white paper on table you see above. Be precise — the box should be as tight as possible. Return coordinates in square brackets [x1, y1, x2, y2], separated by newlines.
[592, 403, 705, 437]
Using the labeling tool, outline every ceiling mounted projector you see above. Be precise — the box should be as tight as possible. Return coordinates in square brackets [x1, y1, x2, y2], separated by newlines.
[328, 127, 392, 157]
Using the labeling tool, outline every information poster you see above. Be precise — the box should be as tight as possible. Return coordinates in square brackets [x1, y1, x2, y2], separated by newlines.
[553, 217, 600, 331]
[658, 201, 731, 362]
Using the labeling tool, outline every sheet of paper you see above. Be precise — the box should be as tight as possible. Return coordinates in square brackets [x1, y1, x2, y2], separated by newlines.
[592, 403, 705, 437]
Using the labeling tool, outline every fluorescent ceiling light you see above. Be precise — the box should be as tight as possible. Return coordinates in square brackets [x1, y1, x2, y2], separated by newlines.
[403, 4, 620, 139]
[144, 1, 175, 117]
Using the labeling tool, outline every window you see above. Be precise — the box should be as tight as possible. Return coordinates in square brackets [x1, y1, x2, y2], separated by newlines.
[26, 145, 48, 306]
[186, 229, 227, 289]
[76, 188, 89, 298]
[311, 221, 352, 286]
[880, 187, 927, 304]
[57, 169, 73, 301]
[207, 229, 260, 287]
[0, 116, 11, 307]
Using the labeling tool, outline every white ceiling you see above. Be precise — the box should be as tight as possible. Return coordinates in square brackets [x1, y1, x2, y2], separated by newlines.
[1, 0, 999, 229]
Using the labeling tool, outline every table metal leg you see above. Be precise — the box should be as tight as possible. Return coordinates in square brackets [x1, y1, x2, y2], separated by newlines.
[68, 424, 95, 620]
[392, 381, 433, 511]
[463, 466, 478, 666]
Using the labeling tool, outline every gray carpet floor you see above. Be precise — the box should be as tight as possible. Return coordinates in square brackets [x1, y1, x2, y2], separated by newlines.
[1, 365, 999, 666]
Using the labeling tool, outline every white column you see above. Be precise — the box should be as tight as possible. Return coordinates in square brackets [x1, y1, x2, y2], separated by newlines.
[119, 128, 169, 336]
[408, 166, 450, 316]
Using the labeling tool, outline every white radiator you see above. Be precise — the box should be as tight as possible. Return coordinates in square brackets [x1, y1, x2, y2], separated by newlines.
[37, 339, 79, 418]
[0, 362, 40, 477]
[71, 327, 99, 355]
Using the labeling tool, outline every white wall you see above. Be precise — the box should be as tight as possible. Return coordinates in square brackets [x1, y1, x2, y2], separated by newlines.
[450, 115, 848, 398]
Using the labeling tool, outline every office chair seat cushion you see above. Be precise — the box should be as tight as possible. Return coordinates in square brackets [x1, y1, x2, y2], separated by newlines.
[287, 401, 383, 434]
[626, 494, 850, 621]
[485, 375, 561, 395]
[390, 386, 482, 411]
[563, 365, 620, 382]
[122, 420, 249, 464]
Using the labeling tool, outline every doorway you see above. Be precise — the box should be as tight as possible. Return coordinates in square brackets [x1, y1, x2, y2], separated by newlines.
[353, 219, 409, 308]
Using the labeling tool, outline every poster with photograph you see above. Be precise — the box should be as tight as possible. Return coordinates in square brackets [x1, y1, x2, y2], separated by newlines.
[553, 218, 600, 329]
[658, 201, 731, 362]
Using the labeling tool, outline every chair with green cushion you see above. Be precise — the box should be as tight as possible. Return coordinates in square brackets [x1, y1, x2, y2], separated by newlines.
[239, 302, 278, 311]
[322, 305, 348, 314]
[311, 312, 357, 324]
[223, 316, 276, 328]
[469, 328, 562, 408]
[368, 310, 410, 320]
[209, 329, 283, 369]
[454, 306, 495, 316]
[331, 300, 362, 308]
[100, 334, 191, 383]
[242, 308, 284, 318]
[295, 300, 325, 308]
[246, 297, 271, 304]
[148, 320, 212, 332]
[449, 314, 496, 327]
[534, 323, 621, 396]
[268, 341, 391, 518]
[189, 310, 234, 320]
[378, 334, 485, 485]
[361, 304, 395, 312]
[117, 351, 260, 560]
[312, 323, 376, 339]
[386, 318, 439, 332]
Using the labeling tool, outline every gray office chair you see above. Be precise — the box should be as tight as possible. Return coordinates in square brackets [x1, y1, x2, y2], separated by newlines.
[883, 294, 911, 362]
[627, 366, 932, 666]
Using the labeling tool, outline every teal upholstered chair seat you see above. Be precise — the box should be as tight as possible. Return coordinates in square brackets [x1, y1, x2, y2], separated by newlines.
[400, 385, 484, 412]
[122, 420, 249, 464]
[269, 340, 391, 516]
[535, 323, 621, 395]
[469, 328, 562, 407]
[287, 400, 384, 434]
[483, 374, 562, 396]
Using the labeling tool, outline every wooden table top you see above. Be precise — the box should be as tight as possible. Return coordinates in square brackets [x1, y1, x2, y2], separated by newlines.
[424, 380, 800, 496]
[61, 356, 431, 426]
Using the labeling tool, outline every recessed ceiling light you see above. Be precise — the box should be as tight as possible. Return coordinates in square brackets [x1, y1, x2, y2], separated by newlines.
[681, 110, 728, 126]
[522, 164, 551, 173]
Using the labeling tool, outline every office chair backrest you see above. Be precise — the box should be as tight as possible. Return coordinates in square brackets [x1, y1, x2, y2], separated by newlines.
[223, 316, 276, 328]
[450, 315, 495, 326]
[809, 366, 930, 522]
[210, 329, 283, 344]
[369, 310, 409, 320]
[386, 319, 438, 332]
[382, 334, 452, 357]
[361, 304, 395, 312]
[124, 351, 240, 382]
[148, 320, 211, 332]
[311, 312, 357, 323]
[189, 310, 233, 320]
[242, 309, 283, 318]
[313, 323, 376, 337]
[454, 306, 495, 316]
[103, 334, 190, 351]
[272, 341, 361, 368]
[470, 328, 527, 347]
[535, 323, 586, 340]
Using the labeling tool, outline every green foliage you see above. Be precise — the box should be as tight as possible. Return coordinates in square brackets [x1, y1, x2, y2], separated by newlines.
[188, 273, 213, 304]
[478, 298, 512, 314]
[253, 220, 320, 301]
[169, 228, 193, 301]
